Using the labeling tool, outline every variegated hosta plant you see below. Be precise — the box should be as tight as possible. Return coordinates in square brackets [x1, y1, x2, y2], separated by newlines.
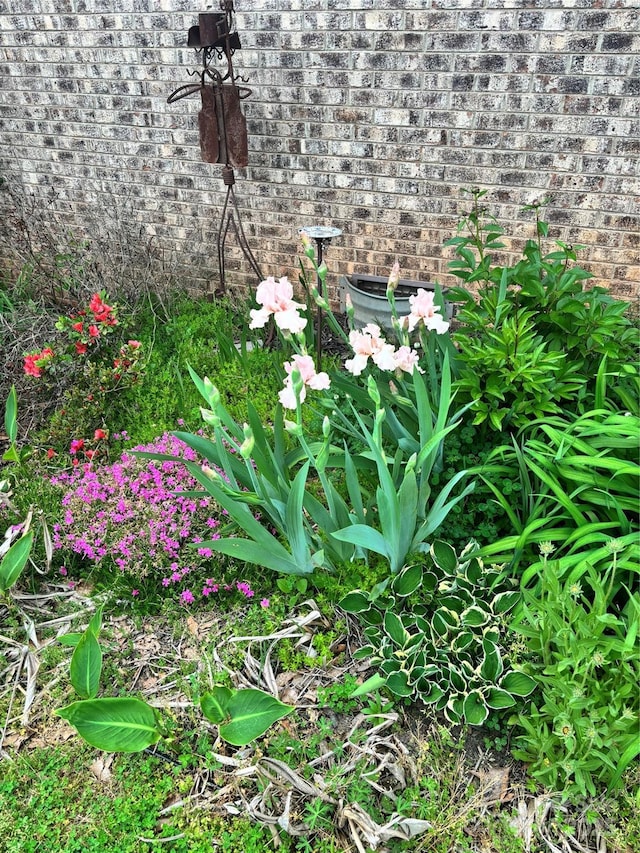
[340, 540, 535, 726]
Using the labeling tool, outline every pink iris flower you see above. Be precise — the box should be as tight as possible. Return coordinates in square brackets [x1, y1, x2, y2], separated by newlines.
[402, 289, 449, 334]
[249, 276, 308, 335]
[345, 324, 396, 376]
[278, 354, 330, 409]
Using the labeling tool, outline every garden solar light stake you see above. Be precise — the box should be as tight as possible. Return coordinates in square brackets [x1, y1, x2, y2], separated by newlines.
[167, 1, 262, 296]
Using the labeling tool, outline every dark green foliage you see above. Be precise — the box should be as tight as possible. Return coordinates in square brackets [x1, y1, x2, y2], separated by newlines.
[340, 541, 533, 726]
[447, 190, 639, 430]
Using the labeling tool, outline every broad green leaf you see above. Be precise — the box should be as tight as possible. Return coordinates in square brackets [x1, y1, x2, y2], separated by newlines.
[383, 611, 409, 647]
[5, 385, 17, 445]
[461, 605, 489, 628]
[479, 639, 503, 682]
[88, 605, 104, 638]
[492, 591, 521, 615]
[216, 689, 293, 746]
[386, 670, 413, 698]
[0, 530, 33, 593]
[57, 698, 161, 752]
[338, 591, 371, 614]
[70, 631, 103, 699]
[463, 691, 489, 726]
[58, 633, 83, 648]
[500, 671, 537, 697]
[392, 564, 423, 597]
[200, 687, 233, 724]
[430, 540, 457, 573]
[422, 684, 445, 705]
[485, 688, 517, 710]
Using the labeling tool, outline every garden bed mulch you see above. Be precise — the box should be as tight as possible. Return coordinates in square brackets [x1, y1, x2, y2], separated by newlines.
[0, 587, 615, 852]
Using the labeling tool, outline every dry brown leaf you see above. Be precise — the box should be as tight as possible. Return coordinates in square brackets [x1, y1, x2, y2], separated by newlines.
[90, 753, 114, 782]
[186, 616, 199, 638]
[472, 765, 512, 804]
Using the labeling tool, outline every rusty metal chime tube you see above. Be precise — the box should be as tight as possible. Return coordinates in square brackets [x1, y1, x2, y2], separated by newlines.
[167, 1, 261, 295]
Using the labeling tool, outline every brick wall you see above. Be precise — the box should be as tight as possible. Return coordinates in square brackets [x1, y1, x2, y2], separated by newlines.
[1, 0, 638, 303]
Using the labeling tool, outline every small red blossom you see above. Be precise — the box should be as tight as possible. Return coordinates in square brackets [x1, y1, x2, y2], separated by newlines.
[24, 347, 55, 377]
[70, 438, 85, 454]
[85, 449, 95, 460]
[75, 341, 88, 355]
[72, 321, 84, 332]
[47, 448, 56, 459]
[94, 429, 107, 441]
[128, 340, 141, 349]
[88, 325, 100, 338]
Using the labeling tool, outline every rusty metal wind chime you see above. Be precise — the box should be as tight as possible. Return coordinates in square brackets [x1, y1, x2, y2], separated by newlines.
[168, 1, 262, 294]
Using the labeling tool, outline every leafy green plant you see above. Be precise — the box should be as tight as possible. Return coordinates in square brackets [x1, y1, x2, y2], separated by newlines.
[0, 526, 34, 596]
[510, 545, 640, 799]
[3, 385, 31, 466]
[447, 189, 638, 429]
[340, 541, 535, 725]
[476, 408, 640, 574]
[56, 619, 293, 750]
[330, 367, 475, 575]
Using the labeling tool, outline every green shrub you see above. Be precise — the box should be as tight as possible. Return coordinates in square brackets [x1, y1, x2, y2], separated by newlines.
[476, 408, 640, 575]
[340, 540, 535, 725]
[447, 190, 639, 429]
[510, 544, 640, 799]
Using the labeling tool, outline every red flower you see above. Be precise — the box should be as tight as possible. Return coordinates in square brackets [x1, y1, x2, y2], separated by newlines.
[70, 438, 85, 454]
[84, 449, 95, 460]
[24, 354, 42, 377]
[46, 448, 56, 459]
[89, 293, 105, 313]
[128, 340, 141, 349]
[88, 325, 100, 338]
[94, 429, 107, 441]
[75, 342, 88, 355]
[24, 347, 54, 377]
[72, 321, 83, 332]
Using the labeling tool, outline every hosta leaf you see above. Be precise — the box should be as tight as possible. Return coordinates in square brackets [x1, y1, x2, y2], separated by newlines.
[392, 563, 423, 597]
[461, 605, 489, 627]
[422, 571, 439, 592]
[500, 671, 537, 697]
[353, 645, 376, 661]
[339, 591, 371, 614]
[479, 638, 503, 682]
[463, 691, 489, 726]
[485, 688, 517, 710]
[422, 684, 445, 705]
[492, 590, 521, 614]
[383, 611, 409, 647]
[430, 540, 457, 573]
[386, 670, 413, 698]
[56, 698, 161, 753]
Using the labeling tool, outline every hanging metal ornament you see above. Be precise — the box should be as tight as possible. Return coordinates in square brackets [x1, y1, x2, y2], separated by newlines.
[168, 1, 262, 295]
